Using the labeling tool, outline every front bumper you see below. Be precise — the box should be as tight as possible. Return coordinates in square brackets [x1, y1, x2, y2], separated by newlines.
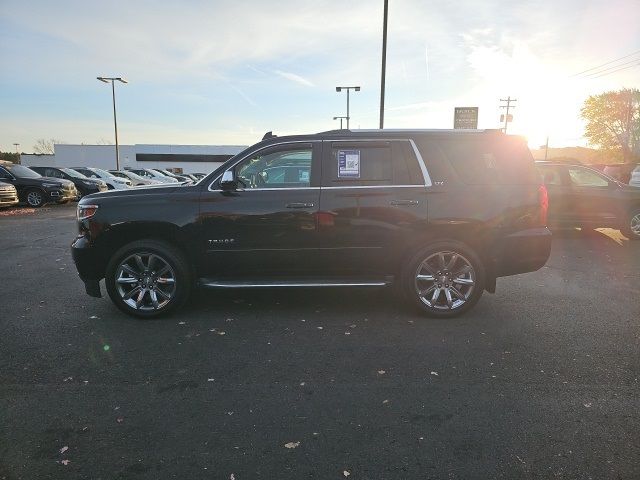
[48, 186, 78, 203]
[71, 235, 103, 298]
[492, 226, 552, 277]
[0, 189, 19, 207]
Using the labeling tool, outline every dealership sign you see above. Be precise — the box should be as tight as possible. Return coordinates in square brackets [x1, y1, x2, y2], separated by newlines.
[454, 107, 479, 129]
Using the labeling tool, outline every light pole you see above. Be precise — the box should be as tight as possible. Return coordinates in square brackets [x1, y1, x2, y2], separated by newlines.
[97, 76, 128, 170]
[13, 143, 20, 154]
[335, 86, 360, 129]
[333, 116, 348, 129]
[379, 0, 389, 129]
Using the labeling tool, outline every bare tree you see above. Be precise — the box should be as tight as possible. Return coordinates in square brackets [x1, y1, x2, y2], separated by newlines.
[95, 138, 115, 145]
[32, 138, 65, 155]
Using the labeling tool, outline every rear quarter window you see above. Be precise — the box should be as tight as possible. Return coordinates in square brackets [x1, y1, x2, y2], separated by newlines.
[439, 136, 539, 185]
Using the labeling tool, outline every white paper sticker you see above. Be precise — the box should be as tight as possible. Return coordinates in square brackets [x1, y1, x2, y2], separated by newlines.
[338, 150, 360, 178]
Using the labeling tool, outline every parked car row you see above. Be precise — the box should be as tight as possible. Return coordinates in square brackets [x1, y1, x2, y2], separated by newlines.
[0, 161, 79, 207]
[0, 160, 207, 208]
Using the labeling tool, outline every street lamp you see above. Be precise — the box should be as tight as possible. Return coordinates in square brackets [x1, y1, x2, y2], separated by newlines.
[13, 143, 20, 154]
[333, 116, 348, 129]
[97, 76, 128, 170]
[335, 86, 360, 129]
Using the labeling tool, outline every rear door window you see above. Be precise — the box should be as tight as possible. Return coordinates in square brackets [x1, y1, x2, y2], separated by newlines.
[324, 141, 425, 187]
[439, 136, 538, 185]
[537, 166, 564, 186]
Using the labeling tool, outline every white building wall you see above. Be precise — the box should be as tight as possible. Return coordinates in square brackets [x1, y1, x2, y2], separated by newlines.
[21, 144, 247, 175]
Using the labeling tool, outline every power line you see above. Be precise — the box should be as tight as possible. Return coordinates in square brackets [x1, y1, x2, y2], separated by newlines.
[582, 57, 640, 77]
[589, 62, 640, 79]
[572, 49, 640, 77]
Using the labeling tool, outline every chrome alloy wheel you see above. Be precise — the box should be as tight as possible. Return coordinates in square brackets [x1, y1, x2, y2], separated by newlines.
[414, 251, 476, 310]
[115, 252, 176, 311]
[27, 191, 43, 207]
[631, 213, 640, 237]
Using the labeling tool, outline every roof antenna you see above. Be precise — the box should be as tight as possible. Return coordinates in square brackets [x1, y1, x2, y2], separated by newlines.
[262, 131, 276, 140]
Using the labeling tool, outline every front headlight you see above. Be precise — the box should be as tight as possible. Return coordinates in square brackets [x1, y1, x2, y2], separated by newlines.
[77, 204, 99, 221]
[42, 182, 61, 188]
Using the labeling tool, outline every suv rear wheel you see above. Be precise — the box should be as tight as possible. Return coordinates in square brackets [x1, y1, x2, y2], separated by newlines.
[401, 241, 485, 318]
[622, 209, 640, 240]
[105, 240, 192, 318]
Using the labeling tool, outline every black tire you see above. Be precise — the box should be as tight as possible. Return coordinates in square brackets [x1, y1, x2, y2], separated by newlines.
[621, 209, 640, 240]
[400, 241, 485, 318]
[105, 239, 192, 318]
[24, 188, 45, 208]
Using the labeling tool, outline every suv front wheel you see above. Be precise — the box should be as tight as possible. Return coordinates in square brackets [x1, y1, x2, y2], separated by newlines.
[401, 241, 485, 318]
[105, 240, 192, 318]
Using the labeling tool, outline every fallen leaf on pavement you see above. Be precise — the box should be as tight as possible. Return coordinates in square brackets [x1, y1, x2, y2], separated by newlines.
[59, 446, 68, 454]
[284, 441, 300, 449]
[430, 371, 438, 376]
[61, 460, 71, 465]
[343, 470, 351, 477]
[378, 370, 386, 375]
[116, 417, 124, 423]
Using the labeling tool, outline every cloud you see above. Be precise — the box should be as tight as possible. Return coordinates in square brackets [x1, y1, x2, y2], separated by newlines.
[274, 70, 314, 87]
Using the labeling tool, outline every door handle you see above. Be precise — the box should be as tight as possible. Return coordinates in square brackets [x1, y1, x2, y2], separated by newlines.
[389, 199, 419, 206]
[286, 202, 315, 209]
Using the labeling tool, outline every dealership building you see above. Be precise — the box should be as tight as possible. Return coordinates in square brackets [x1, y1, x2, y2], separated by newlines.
[20, 143, 248, 174]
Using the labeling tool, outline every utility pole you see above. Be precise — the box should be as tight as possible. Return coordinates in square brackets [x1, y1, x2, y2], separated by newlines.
[544, 136, 549, 161]
[379, 0, 389, 129]
[499, 96, 517, 133]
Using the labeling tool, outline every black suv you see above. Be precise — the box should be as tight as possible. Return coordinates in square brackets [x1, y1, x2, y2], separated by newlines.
[536, 161, 640, 239]
[72, 129, 551, 318]
[29, 166, 108, 199]
[0, 160, 77, 207]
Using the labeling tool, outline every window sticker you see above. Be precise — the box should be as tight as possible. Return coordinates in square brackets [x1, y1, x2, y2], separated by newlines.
[299, 170, 310, 182]
[338, 150, 360, 178]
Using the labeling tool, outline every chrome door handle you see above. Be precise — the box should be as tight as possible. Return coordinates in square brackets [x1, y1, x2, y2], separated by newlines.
[389, 199, 419, 206]
[286, 202, 315, 209]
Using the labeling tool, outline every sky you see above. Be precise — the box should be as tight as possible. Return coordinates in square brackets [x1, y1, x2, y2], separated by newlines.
[1, 0, 639, 153]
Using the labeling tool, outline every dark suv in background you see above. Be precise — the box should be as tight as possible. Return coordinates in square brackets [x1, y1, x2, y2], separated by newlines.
[29, 166, 108, 199]
[0, 160, 77, 207]
[536, 161, 640, 239]
[72, 129, 551, 319]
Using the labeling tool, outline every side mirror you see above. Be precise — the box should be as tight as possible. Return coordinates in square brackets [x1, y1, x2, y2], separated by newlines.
[220, 170, 236, 189]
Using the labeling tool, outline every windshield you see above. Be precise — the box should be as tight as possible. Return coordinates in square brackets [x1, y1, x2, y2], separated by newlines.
[125, 171, 146, 181]
[61, 168, 87, 179]
[91, 168, 116, 177]
[6, 164, 42, 178]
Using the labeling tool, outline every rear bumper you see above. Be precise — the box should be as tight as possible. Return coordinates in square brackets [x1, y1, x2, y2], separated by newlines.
[492, 227, 552, 277]
[71, 235, 103, 297]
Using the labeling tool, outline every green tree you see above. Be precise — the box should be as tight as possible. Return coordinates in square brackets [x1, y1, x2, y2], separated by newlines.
[581, 88, 640, 163]
[0, 152, 21, 164]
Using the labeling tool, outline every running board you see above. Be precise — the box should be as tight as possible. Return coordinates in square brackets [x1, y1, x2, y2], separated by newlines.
[198, 277, 392, 288]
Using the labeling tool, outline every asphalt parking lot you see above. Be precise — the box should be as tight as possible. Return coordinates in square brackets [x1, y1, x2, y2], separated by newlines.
[1, 203, 639, 479]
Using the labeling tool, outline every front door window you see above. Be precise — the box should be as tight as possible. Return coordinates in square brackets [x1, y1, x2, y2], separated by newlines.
[234, 147, 312, 189]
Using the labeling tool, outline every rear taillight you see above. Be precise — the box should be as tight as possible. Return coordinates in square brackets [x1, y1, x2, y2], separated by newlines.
[538, 184, 548, 226]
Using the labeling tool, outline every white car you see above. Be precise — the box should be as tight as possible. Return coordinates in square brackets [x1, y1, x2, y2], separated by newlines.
[72, 167, 132, 190]
[127, 168, 179, 184]
[630, 165, 640, 188]
[108, 169, 161, 186]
